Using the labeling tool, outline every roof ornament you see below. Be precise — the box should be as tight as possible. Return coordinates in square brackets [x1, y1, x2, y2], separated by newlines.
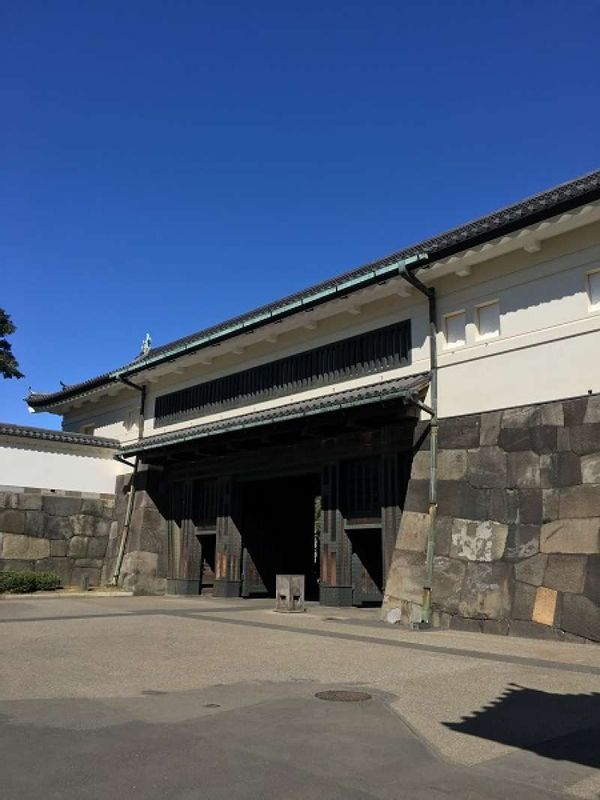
[141, 332, 152, 356]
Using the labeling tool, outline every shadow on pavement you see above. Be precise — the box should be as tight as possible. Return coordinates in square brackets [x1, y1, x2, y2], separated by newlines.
[444, 683, 600, 769]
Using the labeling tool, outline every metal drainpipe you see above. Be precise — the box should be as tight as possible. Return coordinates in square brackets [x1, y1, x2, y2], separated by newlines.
[398, 262, 438, 626]
[112, 378, 146, 586]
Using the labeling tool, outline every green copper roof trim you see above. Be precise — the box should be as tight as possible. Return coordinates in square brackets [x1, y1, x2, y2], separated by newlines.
[111, 253, 428, 379]
[118, 372, 429, 456]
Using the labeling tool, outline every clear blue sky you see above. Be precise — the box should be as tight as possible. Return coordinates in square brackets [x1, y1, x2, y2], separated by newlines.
[2, 0, 599, 428]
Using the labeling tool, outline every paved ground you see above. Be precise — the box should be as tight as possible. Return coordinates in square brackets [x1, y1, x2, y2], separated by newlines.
[0, 595, 599, 799]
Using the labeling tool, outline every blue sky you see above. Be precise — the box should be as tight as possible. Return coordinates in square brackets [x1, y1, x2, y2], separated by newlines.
[2, 0, 599, 428]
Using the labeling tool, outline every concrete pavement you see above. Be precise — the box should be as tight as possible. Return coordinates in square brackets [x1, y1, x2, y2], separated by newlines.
[0, 595, 598, 798]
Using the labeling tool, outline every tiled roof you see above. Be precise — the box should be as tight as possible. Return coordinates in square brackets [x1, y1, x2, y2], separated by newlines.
[119, 372, 430, 456]
[0, 422, 119, 449]
[28, 168, 600, 409]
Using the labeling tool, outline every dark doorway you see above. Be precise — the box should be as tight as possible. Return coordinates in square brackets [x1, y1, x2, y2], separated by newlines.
[240, 474, 321, 600]
[347, 528, 384, 606]
[196, 533, 216, 594]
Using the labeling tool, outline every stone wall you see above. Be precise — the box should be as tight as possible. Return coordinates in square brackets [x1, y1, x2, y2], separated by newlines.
[101, 466, 168, 595]
[0, 486, 116, 587]
[383, 393, 600, 643]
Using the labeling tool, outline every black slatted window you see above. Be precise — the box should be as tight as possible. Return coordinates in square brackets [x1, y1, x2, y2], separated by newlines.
[155, 319, 411, 424]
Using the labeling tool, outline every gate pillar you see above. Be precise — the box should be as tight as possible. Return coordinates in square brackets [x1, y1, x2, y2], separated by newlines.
[214, 477, 243, 598]
[319, 462, 353, 606]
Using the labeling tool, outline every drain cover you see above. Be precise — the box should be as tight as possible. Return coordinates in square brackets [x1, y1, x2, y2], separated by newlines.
[315, 690, 372, 702]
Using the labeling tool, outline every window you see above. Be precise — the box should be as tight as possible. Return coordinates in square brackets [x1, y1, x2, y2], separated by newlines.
[588, 271, 600, 311]
[444, 311, 466, 347]
[477, 301, 500, 339]
[154, 319, 411, 424]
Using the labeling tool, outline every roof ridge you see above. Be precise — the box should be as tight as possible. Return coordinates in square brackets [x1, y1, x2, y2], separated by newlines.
[28, 168, 600, 409]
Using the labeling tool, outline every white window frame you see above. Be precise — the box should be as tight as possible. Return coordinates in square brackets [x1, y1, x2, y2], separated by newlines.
[587, 269, 600, 312]
[475, 300, 500, 340]
[444, 310, 466, 349]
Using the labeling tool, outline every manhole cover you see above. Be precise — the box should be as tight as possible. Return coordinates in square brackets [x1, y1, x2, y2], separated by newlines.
[315, 690, 372, 702]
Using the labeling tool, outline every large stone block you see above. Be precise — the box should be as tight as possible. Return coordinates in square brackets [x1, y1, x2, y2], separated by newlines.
[437, 450, 468, 481]
[529, 427, 558, 455]
[467, 447, 506, 489]
[584, 555, 600, 604]
[0, 533, 50, 560]
[559, 485, 600, 518]
[409, 451, 430, 480]
[480, 411, 502, 446]
[71, 514, 110, 539]
[504, 524, 540, 561]
[438, 416, 480, 449]
[540, 519, 600, 553]
[507, 452, 540, 488]
[0, 509, 25, 534]
[543, 554, 587, 593]
[514, 553, 547, 586]
[516, 489, 542, 524]
[68, 536, 89, 558]
[532, 586, 557, 626]
[44, 515, 73, 539]
[450, 518, 508, 562]
[541, 452, 582, 488]
[563, 397, 588, 427]
[74, 558, 104, 568]
[570, 424, 600, 456]
[581, 453, 600, 484]
[42, 496, 82, 517]
[437, 481, 489, 521]
[403, 480, 429, 513]
[512, 581, 537, 620]
[542, 489, 560, 523]
[35, 557, 72, 585]
[19, 493, 43, 511]
[87, 536, 109, 559]
[80, 498, 106, 517]
[23, 512, 44, 537]
[127, 507, 167, 555]
[396, 511, 429, 552]
[49, 539, 68, 557]
[459, 562, 511, 619]
[501, 406, 537, 428]
[120, 549, 163, 595]
[432, 556, 466, 613]
[434, 516, 453, 556]
[539, 402, 565, 427]
[559, 593, 600, 641]
[556, 428, 571, 451]
[0, 492, 20, 510]
[489, 489, 519, 524]
[385, 550, 425, 604]
[584, 395, 600, 423]
[498, 427, 532, 451]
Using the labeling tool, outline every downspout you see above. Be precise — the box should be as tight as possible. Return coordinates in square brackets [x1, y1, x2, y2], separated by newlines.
[398, 262, 438, 627]
[111, 378, 146, 586]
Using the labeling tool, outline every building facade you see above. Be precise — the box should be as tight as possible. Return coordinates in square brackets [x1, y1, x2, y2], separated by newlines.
[26, 170, 600, 640]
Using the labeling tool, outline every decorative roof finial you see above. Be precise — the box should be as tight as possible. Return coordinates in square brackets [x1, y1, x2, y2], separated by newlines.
[141, 332, 152, 356]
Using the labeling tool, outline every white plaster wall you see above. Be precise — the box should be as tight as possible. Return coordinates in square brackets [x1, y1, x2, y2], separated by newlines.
[0, 441, 127, 494]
